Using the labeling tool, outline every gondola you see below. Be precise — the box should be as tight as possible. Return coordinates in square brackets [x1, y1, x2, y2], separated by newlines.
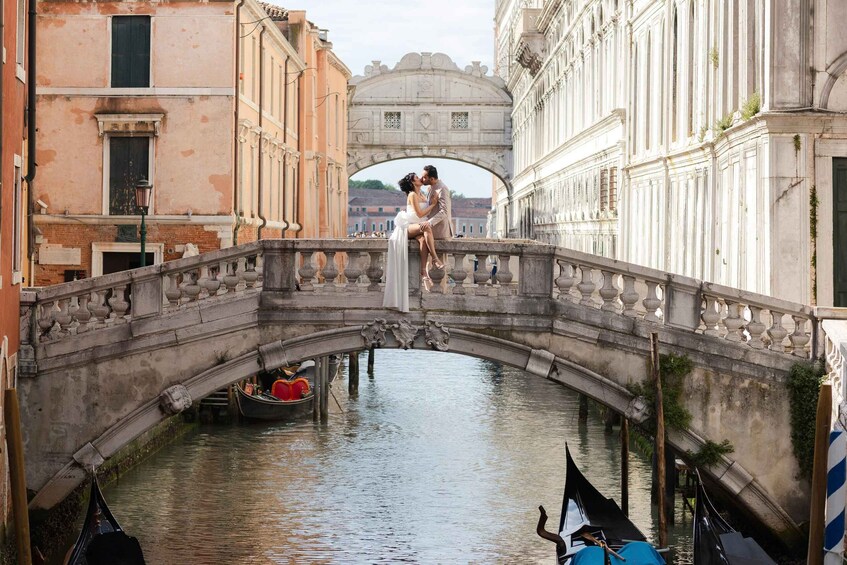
[537, 445, 665, 565]
[67, 475, 145, 565]
[693, 470, 776, 564]
[235, 379, 314, 421]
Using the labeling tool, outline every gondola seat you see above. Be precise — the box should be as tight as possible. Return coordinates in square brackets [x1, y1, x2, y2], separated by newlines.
[289, 378, 310, 399]
[271, 379, 294, 401]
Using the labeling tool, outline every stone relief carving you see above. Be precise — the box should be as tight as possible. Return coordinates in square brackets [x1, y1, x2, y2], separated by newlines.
[419, 113, 432, 130]
[159, 384, 192, 415]
[362, 318, 389, 348]
[625, 395, 649, 423]
[390, 319, 420, 350]
[425, 320, 450, 352]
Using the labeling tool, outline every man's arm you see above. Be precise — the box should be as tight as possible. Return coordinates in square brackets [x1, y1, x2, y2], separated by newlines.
[428, 186, 450, 227]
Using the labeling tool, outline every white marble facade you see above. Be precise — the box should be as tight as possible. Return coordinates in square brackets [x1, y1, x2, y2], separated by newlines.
[495, 0, 847, 305]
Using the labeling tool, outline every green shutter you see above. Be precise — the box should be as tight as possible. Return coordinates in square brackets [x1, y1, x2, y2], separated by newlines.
[111, 16, 150, 87]
[835, 159, 847, 306]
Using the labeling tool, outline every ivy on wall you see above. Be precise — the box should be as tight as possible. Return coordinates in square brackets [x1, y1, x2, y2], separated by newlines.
[787, 360, 826, 480]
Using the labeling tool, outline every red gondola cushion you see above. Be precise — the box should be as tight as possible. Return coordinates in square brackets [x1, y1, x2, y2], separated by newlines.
[271, 379, 293, 401]
[289, 378, 311, 399]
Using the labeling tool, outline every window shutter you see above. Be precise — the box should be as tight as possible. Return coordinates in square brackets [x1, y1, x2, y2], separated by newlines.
[130, 17, 151, 87]
[112, 16, 150, 87]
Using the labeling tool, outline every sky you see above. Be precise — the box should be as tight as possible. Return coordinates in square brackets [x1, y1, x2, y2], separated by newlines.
[276, 0, 498, 198]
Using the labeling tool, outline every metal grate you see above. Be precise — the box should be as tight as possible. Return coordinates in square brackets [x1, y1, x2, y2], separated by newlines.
[384, 111, 401, 129]
[451, 112, 469, 129]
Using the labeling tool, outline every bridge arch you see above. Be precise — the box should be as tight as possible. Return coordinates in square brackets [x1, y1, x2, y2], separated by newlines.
[28, 323, 797, 547]
[347, 52, 514, 198]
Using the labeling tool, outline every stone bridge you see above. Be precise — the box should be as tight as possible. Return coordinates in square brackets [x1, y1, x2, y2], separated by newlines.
[19, 238, 822, 544]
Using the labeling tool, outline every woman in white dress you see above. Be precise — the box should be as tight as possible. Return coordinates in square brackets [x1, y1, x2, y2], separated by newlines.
[382, 173, 445, 312]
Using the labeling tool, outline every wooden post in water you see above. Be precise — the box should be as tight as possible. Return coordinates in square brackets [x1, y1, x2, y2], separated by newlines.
[4, 389, 32, 565]
[348, 352, 359, 395]
[313, 357, 321, 421]
[319, 356, 329, 422]
[651, 332, 668, 548]
[578, 394, 588, 423]
[367, 346, 375, 376]
[621, 417, 629, 515]
[807, 383, 832, 565]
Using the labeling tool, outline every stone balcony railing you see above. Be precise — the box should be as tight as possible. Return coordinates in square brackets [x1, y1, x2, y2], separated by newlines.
[21, 238, 820, 360]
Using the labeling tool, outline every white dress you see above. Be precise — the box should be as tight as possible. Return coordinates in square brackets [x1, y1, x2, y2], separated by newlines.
[383, 202, 426, 312]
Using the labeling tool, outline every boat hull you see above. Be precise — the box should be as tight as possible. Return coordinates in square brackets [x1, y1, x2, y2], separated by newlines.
[235, 384, 314, 421]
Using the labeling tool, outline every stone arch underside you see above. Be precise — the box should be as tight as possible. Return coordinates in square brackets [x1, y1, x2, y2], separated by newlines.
[27, 324, 800, 544]
[347, 52, 513, 198]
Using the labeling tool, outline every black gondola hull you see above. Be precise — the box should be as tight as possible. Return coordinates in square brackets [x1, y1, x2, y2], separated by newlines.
[235, 384, 315, 421]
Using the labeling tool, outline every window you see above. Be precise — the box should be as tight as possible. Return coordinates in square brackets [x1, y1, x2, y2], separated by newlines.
[378, 207, 383, 212]
[395, 207, 400, 212]
[479, 224, 483, 234]
[111, 16, 151, 88]
[451, 112, 469, 129]
[16, 0, 25, 67]
[13, 159, 23, 279]
[109, 137, 150, 215]
[599, 168, 609, 210]
[384, 112, 401, 129]
[355, 223, 359, 231]
[608, 167, 618, 212]
[462, 224, 466, 233]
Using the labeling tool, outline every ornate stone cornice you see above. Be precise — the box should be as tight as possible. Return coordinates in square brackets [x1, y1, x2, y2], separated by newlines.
[96, 113, 164, 137]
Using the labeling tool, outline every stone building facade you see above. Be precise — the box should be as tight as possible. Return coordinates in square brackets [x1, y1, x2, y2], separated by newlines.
[33, 0, 349, 286]
[0, 0, 31, 541]
[495, 0, 847, 305]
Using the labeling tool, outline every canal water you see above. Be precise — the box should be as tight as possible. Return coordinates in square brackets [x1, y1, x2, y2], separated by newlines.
[101, 350, 694, 563]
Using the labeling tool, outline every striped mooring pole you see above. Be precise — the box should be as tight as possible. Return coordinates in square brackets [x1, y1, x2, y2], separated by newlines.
[825, 429, 846, 565]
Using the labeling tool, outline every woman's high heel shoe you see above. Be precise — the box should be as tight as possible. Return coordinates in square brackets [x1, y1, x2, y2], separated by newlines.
[421, 275, 432, 291]
[433, 260, 445, 270]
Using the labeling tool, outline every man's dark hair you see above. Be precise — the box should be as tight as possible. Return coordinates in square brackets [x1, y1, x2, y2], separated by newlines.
[423, 165, 438, 180]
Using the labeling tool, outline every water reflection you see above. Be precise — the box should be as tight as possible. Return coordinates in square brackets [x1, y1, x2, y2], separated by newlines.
[101, 350, 692, 563]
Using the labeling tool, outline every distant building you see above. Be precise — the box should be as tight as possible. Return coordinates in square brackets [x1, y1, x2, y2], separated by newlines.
[33, 0, 350, 286]
[347, 188, 491, 237]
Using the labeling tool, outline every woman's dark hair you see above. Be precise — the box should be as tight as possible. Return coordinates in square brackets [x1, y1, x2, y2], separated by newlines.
[398, 172, 416, 194]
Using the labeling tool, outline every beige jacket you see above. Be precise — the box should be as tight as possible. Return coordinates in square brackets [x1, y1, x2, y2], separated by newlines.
[426, 179, 454, 239]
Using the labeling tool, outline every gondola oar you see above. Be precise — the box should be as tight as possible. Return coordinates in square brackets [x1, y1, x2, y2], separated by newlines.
[581, 532, 627, 562]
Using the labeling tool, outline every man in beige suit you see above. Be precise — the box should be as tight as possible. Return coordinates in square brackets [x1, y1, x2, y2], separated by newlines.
[420, 165, 454, 239]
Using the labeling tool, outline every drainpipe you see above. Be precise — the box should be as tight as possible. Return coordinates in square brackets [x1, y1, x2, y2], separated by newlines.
[24, 0, 37, 259]
[232, 0, 245, 245]
[294, 65, 303, 234]
[281, 56, 289, 236]
[257, 27, 267, 239]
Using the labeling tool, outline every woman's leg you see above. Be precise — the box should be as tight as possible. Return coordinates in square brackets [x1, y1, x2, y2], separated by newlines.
[420, 227, 444, 269]
[408, 225, 430, 275]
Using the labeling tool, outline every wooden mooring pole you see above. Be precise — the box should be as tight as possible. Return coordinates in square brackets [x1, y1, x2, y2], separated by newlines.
[367, 346, 375, 376]
[319, 356, 329, 422]
[807, 383, 832, 565]
[313, 358, 321, 421]
[651, 332, 668, 549]
[621, 417, 629, 515]
[5, 389, 32, 565]
[578, 394, 588, 423]
[348, 352, 359, 395]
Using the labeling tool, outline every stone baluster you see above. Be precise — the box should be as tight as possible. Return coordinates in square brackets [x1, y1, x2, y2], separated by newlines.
[430, 259, 447, 294]
[497, 254, 514, 295]
[701, 295, 721, 336]
[789, 315, 811, 357]
[90, 290, 111, 327]
[298, 252, 317, 291]
[203, 264, 222, 296]
[322, 251, 339, 293]
[620, 275, 639, 318]
[577, 266, 597, 307]
[342, 252, 363, 292]
[474, 254, 490, 296]
[642, 281, 662, 323]
[223, 260, 241, 293]
[451, 253, 468, 295]
[197, 265, 212, 298]
[37, 301, 56, 337]
[599, 271, 621, 313]
[182, 270, 202, 301]
[723, 301, 744, 342]
[242, 255, 259, 288]
[109, 286, 129, 323]
[767, 311, 788, 352]
[55, 298, 74, 334]
[75, 293, 93, 333]
[166, 273, 183, 305]
[746, 306, 766, 349]
[366, 251, 383, 292]
[255, 254, 264, 287]
[555, 259, 576, 302]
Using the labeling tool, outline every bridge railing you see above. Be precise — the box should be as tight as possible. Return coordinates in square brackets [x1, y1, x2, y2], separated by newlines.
[23, 238, 816, 358]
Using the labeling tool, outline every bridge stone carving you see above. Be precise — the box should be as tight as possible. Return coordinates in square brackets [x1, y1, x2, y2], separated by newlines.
[19, 238, 824, 547]
[347, 52, 513, 188]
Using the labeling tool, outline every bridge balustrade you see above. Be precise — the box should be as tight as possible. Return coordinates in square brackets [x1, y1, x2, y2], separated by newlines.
[21, 239, 816, 359]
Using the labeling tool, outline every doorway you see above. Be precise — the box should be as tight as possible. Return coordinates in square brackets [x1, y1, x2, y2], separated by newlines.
[102, 251, 155, 275]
